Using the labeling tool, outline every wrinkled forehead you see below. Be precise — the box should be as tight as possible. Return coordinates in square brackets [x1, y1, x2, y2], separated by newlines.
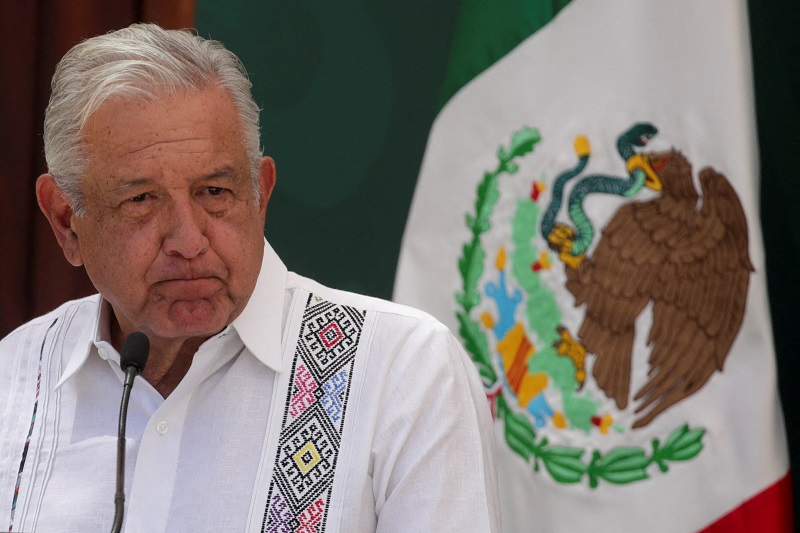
[80, 86, 249, 174]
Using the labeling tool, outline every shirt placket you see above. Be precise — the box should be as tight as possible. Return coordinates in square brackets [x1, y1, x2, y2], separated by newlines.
[123, 330, 241, 533]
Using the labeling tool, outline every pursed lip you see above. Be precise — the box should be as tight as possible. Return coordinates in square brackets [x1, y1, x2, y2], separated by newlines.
[153, 265, 226, 284]
[152, 276, 224, 297]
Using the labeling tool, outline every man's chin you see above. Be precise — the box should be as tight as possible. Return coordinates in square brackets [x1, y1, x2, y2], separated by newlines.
[155, 301, 234, 339]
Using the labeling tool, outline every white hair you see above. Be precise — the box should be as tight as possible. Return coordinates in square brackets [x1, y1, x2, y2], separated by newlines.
[44, 23, 262, 215]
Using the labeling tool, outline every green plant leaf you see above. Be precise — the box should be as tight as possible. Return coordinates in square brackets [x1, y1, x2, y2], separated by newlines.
[455, 312, 495, 382]
[458, 239, 485, 312]
[540, 446, 586, 484]
[592, 447, 650, 485]
[660, 424, 706, 462]
[465, 213, 478, 231]
[475, 173, 499, 220]
[507, 127, 542, 160]
[497, 146, 509, 163]
[501, 402, 537, 460]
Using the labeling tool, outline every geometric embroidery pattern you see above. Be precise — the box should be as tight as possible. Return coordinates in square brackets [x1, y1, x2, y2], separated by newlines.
[289, 365, 318, 418]
[261, 295, 366, 533]
[319, 369, 349, 424]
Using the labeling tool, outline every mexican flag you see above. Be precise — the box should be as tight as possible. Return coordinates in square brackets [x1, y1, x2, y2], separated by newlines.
[393, 0, 793, 531]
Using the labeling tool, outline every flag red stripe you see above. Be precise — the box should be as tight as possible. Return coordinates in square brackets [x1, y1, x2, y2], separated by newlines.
[699, 472, 794, 532]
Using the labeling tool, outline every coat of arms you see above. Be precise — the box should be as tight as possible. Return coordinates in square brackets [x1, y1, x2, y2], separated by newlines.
[457, 123, 753, 486]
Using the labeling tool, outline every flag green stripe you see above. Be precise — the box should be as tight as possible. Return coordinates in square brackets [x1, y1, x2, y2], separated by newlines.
[439, 0, 574, 108]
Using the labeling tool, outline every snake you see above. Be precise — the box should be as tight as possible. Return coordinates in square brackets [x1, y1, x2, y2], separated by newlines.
[541, 123, 659, 257]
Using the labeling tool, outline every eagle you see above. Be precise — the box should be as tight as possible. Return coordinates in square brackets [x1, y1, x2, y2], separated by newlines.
[553, 149, 753, 428]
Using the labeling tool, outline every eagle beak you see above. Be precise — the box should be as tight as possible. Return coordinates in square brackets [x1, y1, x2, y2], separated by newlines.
[627, 154, 663, 191]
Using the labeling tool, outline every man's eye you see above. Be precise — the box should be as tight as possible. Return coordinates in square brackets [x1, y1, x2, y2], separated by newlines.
[130, 193, 149, 202]
[207, 187, 225, 196]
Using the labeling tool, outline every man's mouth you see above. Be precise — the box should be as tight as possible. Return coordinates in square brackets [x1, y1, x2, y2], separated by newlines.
[154, 277, 223, 297]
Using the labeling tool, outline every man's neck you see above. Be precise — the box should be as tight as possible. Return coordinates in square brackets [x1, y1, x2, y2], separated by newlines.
[140, 338, 204, 397]
[110, 315, 207, 398]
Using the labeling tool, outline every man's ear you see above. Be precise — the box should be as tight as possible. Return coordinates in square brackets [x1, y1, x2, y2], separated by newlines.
[36, 174, 84, 266]
[257, 156, 277, 222]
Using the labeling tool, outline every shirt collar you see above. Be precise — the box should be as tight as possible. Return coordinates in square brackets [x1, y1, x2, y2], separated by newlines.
[230, 239, 287, 373]
[55, 238, 288, 388]
[55, 294, 107, 389]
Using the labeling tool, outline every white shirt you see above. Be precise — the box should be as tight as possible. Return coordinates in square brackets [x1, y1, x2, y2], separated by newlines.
[0, 242, 500, 533]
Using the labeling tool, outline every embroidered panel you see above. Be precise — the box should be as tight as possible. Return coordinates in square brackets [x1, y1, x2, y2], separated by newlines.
[261, 294, 366, 533]
[8, 318, 57, 533]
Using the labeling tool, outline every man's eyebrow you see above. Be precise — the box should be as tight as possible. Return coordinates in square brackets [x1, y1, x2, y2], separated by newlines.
[198, 167, 237, 181]
[110, 167, 239, 192]
[112, 177, 153, 193]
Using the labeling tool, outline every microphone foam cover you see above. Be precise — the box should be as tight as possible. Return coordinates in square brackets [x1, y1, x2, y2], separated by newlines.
[120, 332, 150, 374]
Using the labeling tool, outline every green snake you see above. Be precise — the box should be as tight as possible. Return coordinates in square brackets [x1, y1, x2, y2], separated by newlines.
[540, 123, 659, 257]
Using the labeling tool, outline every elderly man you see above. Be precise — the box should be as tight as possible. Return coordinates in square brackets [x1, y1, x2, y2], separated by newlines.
[0, 24, 499, 533]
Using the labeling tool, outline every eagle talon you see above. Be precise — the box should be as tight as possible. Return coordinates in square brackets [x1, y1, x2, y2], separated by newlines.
[547, 223, 574, 249]
[547, 224, 585, 269]
[559, 250, 584, 269]
[554, 326, 587, 389]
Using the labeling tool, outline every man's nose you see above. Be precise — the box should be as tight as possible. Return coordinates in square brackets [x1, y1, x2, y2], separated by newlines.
[161, 196, 209, 259]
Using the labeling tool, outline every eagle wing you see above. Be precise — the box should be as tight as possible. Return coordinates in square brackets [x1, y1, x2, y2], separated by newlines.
[631, 167, 753, 428]
[566, 199, 669, 410]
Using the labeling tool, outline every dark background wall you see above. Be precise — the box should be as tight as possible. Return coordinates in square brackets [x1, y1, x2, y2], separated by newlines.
[0, 0, 194, 333]
[748, 0, 800, 512]
[0, 0, 796, 513]
[194, 0, 460, 297]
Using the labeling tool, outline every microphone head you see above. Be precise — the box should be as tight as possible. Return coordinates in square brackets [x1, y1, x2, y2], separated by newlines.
[120, 332, 150, 375]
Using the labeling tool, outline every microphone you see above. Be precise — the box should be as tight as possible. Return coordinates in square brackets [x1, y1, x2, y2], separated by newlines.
[111, 332, 150, 533]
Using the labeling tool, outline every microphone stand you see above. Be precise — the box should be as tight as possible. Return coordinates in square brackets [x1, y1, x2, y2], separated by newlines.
[111, 332, 149, 533]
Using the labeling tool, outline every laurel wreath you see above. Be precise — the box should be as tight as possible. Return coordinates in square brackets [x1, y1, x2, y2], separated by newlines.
[455, 127, 705, 487]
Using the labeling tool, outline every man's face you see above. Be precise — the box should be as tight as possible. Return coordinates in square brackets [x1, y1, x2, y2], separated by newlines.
[54, 86, 273, 345]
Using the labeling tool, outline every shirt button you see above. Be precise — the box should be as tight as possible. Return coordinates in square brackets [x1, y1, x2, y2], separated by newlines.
[156, 420, 169, 435]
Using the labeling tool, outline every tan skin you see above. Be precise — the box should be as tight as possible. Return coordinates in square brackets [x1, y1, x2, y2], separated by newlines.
[36, 85, 276, 397]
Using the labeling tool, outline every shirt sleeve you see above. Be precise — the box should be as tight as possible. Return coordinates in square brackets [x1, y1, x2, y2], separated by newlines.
[369, 317, 501, 533]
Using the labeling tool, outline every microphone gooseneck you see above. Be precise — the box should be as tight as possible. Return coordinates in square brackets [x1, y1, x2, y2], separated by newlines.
[111, 332, 150, 533]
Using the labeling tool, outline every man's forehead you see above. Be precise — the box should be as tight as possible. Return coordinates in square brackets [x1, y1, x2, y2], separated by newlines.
[76, 87, 250, 193]
[82, 87, 244, 153]
[85, 85, 237, 129]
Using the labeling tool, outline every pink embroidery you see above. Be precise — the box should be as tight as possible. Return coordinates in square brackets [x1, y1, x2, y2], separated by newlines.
[289, 365, 318, 418]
